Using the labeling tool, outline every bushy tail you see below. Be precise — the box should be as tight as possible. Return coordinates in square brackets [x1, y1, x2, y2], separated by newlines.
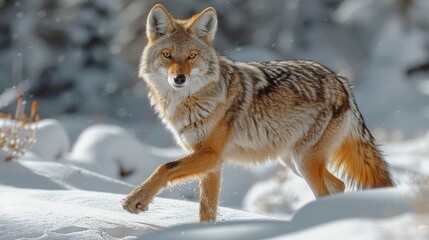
[330, 85, 394, 188]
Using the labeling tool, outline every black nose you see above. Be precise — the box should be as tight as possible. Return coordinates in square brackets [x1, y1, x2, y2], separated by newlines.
[173, 74, 186, 85]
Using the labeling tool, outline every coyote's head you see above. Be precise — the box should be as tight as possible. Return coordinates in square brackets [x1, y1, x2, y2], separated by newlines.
[140, 4, 220, 93]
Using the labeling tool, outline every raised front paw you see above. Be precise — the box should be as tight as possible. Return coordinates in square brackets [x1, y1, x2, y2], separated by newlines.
[121, 191, 152, 214]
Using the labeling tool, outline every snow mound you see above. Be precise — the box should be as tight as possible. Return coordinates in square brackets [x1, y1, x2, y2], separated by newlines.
[141, 186, 429, 240]
[69, 124, 161, 180]
[243, 169, 314, 218]
[30, 119, 71, 161]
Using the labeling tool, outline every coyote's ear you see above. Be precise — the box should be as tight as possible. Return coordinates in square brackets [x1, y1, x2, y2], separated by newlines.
[189, 7, 218, 45]
[146, 4, 175, 42]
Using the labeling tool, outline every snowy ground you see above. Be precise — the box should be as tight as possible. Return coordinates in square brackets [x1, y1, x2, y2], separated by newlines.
[0, 187, 266, 239]
[1, 119, 429, 239]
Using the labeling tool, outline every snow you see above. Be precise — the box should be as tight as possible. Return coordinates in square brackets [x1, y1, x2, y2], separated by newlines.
[0, 187, 266, 240]
[275, 214, 429, 240]
[1, 119, 429, 239]
[243, 169, 315, 218]
[137, 187, 429, 240]
[31, 119, 70, 161]
[0, 120, 268, 239]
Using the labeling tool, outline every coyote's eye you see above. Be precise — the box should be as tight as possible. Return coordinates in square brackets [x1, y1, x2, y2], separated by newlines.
[188, 53, 197, 59]
[162, 52, 171, 59]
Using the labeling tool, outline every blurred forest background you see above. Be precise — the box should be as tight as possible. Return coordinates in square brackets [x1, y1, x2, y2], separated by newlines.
[1, 0, 429, 145]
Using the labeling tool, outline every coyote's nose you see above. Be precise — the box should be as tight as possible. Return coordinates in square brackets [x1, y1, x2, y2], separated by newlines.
[173, 74, 186, 85]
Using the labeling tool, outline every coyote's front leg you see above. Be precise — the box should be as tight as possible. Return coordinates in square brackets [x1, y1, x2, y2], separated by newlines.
[121, 162, 169, 213]
[121, 121, 230, 220]
[121, 149, 222, 214]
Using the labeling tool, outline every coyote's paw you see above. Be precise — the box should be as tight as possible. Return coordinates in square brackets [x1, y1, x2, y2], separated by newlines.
[121, 191, 152, 214]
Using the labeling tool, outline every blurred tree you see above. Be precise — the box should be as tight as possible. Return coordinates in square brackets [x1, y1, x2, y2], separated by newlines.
[28, 0, 137, 115]
[30, 0, 72, 103]
[0, 1, 14, 50]
[0, 0, 52, 110]
[116, 0, 347, 67]
[0, 0, 138, 116]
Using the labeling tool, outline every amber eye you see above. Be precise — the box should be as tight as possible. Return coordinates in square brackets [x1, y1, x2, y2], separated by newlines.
[162, 52, 171, 59]
[188, 53, 197, 59]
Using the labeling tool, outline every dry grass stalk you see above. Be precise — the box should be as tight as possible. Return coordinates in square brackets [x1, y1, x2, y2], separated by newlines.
[0, 93, 39, 161]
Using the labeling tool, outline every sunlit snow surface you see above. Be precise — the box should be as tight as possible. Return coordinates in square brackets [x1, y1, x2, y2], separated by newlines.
[1, 119, 429, 239]
[0, 187, 267, 240]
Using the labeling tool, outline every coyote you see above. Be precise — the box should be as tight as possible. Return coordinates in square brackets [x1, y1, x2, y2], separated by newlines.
[122, 4, 394, 222]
